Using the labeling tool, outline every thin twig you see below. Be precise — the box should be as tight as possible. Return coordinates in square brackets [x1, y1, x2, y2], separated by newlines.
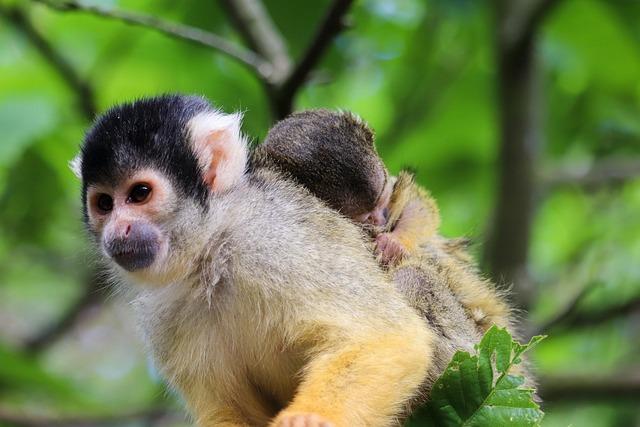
[219, 0, 354, 118]
[517, 0, 563, 47]
[529, 283, 596, 337]
[0, 5, 96, 118]
[533, 295, 640, 337]
[217, 0, 291, 83]
[541, 158, 640, 191]
[562, 296, 640, 329]
[32, 0, 273, 80]
[23, 272, 108, 354]
[502, 0, 564, 53]
[540, 373, 640, 402]
[276, 0, 355, 116]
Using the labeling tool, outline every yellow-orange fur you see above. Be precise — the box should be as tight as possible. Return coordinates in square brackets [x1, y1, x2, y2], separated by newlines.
[385, 171, 513, 333]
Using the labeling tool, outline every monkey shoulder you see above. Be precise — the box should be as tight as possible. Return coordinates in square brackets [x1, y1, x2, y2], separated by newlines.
[220, 168, 413, 318]
[241, 167, 370, 249]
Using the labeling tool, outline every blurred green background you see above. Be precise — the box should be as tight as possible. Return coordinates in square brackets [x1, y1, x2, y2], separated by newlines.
[1, 0, 639, 425]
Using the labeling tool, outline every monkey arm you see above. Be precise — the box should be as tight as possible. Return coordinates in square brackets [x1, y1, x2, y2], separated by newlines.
[376, 172, 440, 265]
[186, 398, 251, 427]
[271, 315, 435, 427]
[384, 174, 514, 334]
[178, 380, 261, 427]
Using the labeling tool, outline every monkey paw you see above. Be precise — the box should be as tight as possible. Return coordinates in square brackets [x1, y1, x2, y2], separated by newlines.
[375, 232, 408, 266]
[271, 412, 335, 427]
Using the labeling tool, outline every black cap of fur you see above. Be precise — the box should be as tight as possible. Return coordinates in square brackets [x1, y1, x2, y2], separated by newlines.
[260, 110, 383, 216]
[78, 94, 211, 220]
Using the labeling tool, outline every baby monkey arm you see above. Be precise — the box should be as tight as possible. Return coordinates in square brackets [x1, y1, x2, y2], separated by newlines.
[376, 172, 440, 265]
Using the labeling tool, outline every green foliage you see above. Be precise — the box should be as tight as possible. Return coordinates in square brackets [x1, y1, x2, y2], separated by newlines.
[0, 344, 92, 407]
[0, 0, 639, 425]
[411, 327, 544, 427]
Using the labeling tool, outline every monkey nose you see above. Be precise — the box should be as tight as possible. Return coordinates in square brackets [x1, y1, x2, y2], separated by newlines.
[114, 222, 132, 240]
[369, 208, 388, 227]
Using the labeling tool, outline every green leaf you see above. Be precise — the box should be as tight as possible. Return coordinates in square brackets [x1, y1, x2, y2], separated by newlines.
[414, 326, 545, 427]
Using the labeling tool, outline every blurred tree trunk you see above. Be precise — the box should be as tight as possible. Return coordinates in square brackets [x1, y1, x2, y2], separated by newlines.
[485, 0, 555, 309]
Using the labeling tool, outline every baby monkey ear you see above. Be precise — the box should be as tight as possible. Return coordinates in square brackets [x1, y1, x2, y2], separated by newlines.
[69, 153, 82, 179]
[188, 110, 249, 193]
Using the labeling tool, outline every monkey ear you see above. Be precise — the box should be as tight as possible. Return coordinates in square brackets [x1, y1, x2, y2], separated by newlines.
[69, 154, 82, 179]
[188, 110, 249, 193]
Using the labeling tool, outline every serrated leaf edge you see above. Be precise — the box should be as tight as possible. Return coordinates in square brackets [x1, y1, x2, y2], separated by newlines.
[458, 328, 545, 427]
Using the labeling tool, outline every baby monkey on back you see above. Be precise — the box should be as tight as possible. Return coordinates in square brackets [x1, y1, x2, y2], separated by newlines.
[258, 110, 514, 336]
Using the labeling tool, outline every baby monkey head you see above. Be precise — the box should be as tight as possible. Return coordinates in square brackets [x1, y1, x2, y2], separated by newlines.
[263, 109, 392, 227]
[71, 94, 248, 284]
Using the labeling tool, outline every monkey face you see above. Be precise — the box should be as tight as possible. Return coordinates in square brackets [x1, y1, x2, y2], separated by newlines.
[350, 162, 391, 227]
[85, 169, 177, 280]
[72, 95, 250, 287]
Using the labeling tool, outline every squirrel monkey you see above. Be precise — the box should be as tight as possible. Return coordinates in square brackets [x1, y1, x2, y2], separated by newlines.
[258, 109, 514, 335]
[72, 95, 435, 427]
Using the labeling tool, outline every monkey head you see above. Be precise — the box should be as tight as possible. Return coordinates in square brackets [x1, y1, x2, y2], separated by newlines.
[262, 109, 392, 227]
[71, 95, 248, 285]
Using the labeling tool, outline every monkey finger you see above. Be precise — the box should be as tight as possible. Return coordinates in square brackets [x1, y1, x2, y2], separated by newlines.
[374, 233, 391, 254]
[382, 239, 408, 266]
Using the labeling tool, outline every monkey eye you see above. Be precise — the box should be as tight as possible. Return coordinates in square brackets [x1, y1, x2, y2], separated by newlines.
[96, 194, 113, 213]
[127, 184, 152, 204]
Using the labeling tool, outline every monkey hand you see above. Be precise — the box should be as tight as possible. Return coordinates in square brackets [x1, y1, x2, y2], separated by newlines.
[375, 232, 409, 266]
[271, 412, 335, 427]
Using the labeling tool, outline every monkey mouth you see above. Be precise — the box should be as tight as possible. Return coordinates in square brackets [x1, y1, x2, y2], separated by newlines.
[105, 229, 161, 272]
[111, 248, 156, 271]
[106, 240, 159, 272]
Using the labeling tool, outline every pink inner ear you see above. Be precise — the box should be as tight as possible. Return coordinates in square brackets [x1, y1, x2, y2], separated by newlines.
[191, 113, 247, 194]
[203, 130, 227, 191]
[204, 168, 217, 188]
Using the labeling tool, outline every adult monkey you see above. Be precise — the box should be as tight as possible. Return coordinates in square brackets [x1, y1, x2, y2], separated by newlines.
[72, 94, 434, 427]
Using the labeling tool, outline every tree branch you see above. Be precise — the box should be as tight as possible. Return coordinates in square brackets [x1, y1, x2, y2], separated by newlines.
[275, 0, 355, 117]
[484, 0, 565, 310]
[0, 4, 96, 118]
[540, 374, 640, 402]
[22, 272, 109, 354]
[0, 4, 109, 355]
[217, 0, 291, 84]
[485, 1, 542, 309]
[561, 296, 640, 329]
[517, 0, 562, 47]
[501, 0, 564, 53]
[0, 408, 170, 427]
[541, 158, 640, 191]
[33, 0, 272, 80]
[33, 0, 353, 119]
[529, 283, 595, 337]
[219, 0, 354, 118]
[534, 294, 640, 336]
